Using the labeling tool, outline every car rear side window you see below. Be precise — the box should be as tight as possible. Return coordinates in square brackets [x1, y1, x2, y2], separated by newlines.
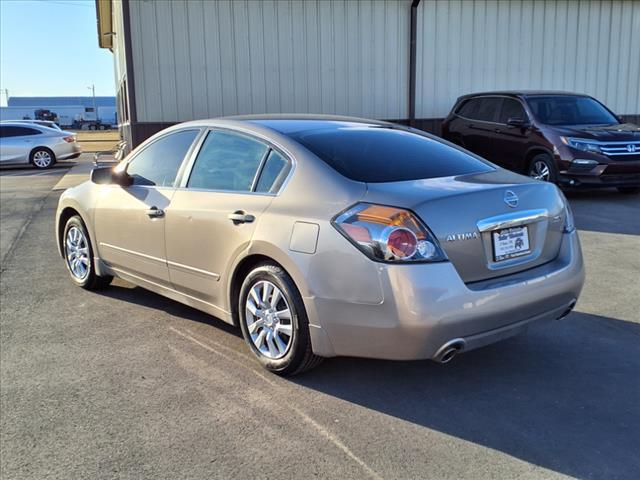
[187, 130, 268, 192]
[289, 127, 493, 183]
[0, 126, 40, 137]
[498, 98, 527, 123]
[127, 129, 199, 187]
[255, 150, 291, 193]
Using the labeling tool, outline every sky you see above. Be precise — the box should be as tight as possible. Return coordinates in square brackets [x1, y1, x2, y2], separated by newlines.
[0, 0, 115, 106]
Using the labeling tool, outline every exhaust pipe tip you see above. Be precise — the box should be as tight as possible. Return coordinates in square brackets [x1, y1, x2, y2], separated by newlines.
[557, 300, 577, 320]
[433, 338, 466, 364]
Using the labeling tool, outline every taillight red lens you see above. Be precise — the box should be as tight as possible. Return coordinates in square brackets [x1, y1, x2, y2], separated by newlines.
[63, 136, 75, 143]
[385, 227, 418, 258]
[332, 203, 447, 263]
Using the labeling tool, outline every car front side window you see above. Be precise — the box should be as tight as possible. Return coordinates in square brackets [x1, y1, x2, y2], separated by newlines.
[498, 99, 527, 124]
[126, 129, 199, 187]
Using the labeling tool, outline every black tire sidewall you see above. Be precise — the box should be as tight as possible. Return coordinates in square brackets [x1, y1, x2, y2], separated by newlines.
[528, 154, 558, 183]
[238, 264, 310, 374]
[63, 216, 96, 288]
[30, 148, 55, 169]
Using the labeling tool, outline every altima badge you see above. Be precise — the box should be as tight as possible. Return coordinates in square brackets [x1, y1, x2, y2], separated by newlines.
[446, 232, 479, 242]
[504, 190, 519, 208]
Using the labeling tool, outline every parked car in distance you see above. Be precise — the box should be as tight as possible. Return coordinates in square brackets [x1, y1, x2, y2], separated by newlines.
[442, 91, 640, 194]
[1, 119, 62, 131]
[0, 122, 81, 168]
[56, 116, 584, 375]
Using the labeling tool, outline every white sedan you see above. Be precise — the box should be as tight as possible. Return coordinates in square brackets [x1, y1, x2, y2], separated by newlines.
[0, 122, 82, 169]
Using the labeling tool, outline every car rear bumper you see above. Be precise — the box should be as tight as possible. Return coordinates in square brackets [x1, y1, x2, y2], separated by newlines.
[53, 142, 82, 161]
[306, 230, 584, 360]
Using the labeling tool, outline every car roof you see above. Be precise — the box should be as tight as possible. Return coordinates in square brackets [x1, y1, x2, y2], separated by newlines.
[460, 90, 591, 99]
[0, 121, 44, 127]
[173, 114, 399, 136]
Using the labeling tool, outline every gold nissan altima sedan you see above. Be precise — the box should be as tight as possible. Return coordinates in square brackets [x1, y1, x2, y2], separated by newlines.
[56, 116, 584, 375]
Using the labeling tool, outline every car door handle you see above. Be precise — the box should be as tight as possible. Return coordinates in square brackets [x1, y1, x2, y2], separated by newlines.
[228, 211, 255, 224]
[146, 206, 165, 218]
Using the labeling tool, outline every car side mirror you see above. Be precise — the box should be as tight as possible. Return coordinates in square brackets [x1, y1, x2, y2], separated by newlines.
[90, 167, 132, 187]
[506, 117, 528, 128]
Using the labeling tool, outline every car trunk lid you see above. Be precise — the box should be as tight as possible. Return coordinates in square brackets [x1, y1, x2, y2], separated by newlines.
[362, 170, 567, 283]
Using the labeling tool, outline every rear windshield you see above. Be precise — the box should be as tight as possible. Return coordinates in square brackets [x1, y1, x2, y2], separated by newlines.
[526, 95, 618, 126]
[288, 126, 493, 183]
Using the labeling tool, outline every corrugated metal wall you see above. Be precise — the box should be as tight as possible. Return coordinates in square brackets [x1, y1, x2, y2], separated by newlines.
[126, 0, 640, 127]
[416, 0, 640, 118]
[128, 0, 409, 123]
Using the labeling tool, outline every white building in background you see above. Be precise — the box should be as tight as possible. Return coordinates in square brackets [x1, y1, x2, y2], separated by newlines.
[95, 0, 640, 150]
[0, 96, 117, 127]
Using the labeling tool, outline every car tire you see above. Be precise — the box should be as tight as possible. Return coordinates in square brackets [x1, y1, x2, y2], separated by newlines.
[238, 262, 323, 375]
[527, 153, 557, 183]
[63, 215, 113, 290]
[30, 147, 55, 169]
[617, 187, 640, 194]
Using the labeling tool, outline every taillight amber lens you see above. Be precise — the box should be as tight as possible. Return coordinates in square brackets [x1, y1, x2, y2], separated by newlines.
[332, 203, 447, 263]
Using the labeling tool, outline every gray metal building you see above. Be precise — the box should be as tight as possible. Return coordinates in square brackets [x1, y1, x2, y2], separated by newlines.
[96, 0, 640, 149]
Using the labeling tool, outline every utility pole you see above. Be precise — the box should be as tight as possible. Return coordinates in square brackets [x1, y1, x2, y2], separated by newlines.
[87, 84, 97, 121]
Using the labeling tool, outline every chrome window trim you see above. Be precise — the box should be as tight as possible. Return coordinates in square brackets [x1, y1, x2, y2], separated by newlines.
[177, 126, 296, 196]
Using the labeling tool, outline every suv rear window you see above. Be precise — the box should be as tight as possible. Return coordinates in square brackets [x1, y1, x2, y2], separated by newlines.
[288, 126, 493, 183]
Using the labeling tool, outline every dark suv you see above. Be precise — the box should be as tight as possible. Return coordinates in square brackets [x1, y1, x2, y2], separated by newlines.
[442, 91, 640, 193]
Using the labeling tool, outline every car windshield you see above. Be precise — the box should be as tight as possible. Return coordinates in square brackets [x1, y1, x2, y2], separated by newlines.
[288, 126, 493, 183]
[526, 95, 619, 126]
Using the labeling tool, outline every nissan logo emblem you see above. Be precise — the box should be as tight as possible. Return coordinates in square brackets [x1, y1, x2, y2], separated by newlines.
[504, 190, 519, 208]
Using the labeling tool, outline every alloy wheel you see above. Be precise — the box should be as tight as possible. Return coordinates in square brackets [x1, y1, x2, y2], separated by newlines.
[65, 226, 90, 280]
[33, 150, 52, 168]
[245, 280, 293, 359]
[529, 160, 550, 181]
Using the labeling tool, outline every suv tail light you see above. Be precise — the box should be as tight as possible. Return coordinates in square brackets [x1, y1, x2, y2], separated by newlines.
[63, 136, 75, 143]
[332, 203, 447, 263]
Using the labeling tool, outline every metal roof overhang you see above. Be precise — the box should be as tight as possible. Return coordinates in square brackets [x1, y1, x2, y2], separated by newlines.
[95, 0, 113, 50]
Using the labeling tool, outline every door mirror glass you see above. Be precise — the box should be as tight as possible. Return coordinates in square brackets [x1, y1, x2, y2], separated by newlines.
[90, 167, 132, 186]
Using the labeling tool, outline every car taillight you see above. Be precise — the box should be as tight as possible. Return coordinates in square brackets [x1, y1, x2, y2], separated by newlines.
[332, 203, 447, 263]
[63, 136, 75, 143]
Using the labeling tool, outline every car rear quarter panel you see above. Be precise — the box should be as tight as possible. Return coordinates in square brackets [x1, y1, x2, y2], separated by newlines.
[223, 144, 380, 325]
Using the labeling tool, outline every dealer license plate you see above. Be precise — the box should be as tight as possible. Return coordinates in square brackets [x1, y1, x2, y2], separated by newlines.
[492, 226, 530, 261]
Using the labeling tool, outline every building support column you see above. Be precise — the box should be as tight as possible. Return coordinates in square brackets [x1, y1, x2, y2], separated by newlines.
[408, 0, 421, 127]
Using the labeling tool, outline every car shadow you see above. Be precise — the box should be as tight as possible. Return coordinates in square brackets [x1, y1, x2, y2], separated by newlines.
[0, 162, 76, 174]
[294, 312, 640, 479]
[565, 189, 640, 236]
[97, 282, 640, 479]
[101, 283, 241, 338]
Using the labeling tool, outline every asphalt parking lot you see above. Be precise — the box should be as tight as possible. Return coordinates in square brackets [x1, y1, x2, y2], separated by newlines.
[1, 157, 639, 479]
